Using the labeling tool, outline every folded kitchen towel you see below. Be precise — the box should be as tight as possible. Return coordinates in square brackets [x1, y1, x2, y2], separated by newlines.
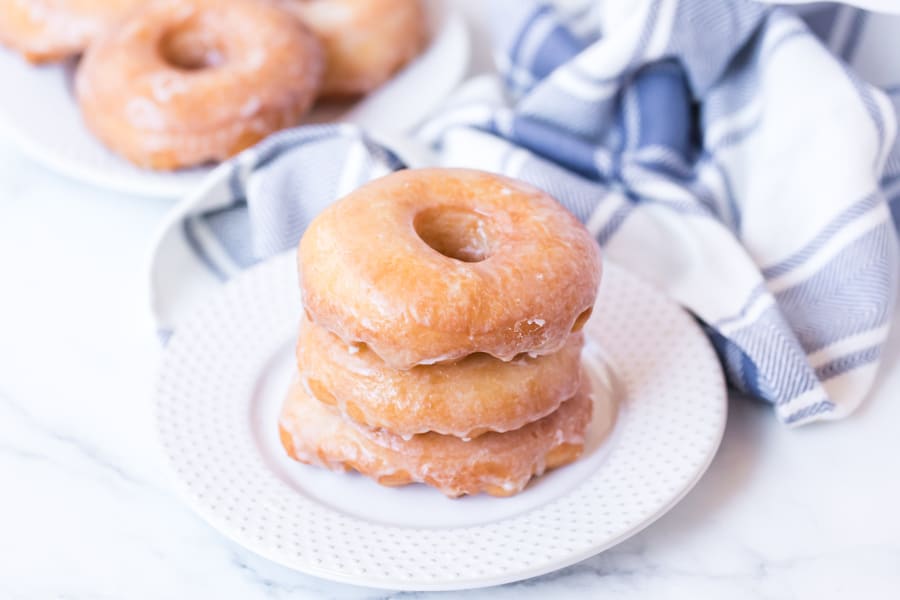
[149, 0, 900, 426]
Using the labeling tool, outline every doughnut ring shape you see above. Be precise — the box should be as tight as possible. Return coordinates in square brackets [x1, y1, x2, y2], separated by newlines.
[0, 0, 143, 63]
[75, 0, 323, 170]
[298, 168, 603, 370]
[297, 314, 585, 439]
[284, 0, 426, 97]
[279, 375, 594, 498]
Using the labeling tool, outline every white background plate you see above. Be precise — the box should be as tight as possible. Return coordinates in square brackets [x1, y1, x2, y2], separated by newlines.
[0, 0, 468, 198]
[155, 252, 727, 591]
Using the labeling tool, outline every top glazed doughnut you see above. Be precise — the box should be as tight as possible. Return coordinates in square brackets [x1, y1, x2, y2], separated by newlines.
[0, 0, 143, 63]
[298, 168, 602, 370]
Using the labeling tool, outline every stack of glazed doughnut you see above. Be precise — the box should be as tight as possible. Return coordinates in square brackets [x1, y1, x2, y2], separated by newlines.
[0, 0, 426, 169]
[280, 168, 604, 497]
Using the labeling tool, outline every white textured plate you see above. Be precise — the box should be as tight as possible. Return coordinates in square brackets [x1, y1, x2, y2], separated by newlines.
[0, 0, 468, 197]
[155, 252, 726, 591]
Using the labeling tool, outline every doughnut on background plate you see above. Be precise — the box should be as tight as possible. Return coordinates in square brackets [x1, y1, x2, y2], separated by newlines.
[0, 0, 468, 197]
[154, 250, 726, 591]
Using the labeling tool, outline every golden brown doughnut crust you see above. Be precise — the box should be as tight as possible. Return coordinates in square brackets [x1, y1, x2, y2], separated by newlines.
[0, 0, 143, 63]
[279, 375, 594, 497]
[75, 0, 323, 169]
[284, 0, 427, 97]
[298, 168, 602, 369]
[297, 313, 585, 439]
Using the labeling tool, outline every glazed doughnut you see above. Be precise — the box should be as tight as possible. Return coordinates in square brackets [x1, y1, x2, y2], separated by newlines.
[75, 0, 323, 169]
[279, 375, 594, 497]
[0, 0, 143, 63]
[297, 313, 585, 439]
[283, 0, 426, 97]
[298, 168, 602, 370]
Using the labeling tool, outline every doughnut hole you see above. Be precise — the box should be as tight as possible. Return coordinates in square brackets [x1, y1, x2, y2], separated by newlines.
[571, 307, 593, 333]
[159, 23, 226, 71]
[414, 207, 493, 263]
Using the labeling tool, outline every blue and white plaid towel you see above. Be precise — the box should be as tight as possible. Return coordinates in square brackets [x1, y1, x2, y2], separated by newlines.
[150, 0, 900, 426]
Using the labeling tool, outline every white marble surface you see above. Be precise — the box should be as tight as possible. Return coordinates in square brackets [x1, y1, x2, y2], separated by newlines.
[3, 138, 900, 600]
[2, 3, 900, 597]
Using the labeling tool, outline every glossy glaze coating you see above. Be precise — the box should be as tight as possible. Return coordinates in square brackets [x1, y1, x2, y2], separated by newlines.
[298, 168, 602, 369]
[75, 0, 323, 169]
[0, 0, 143, 63]
[279, 375, 593, 498]
[297, 313, 584, 439]
[284, 0, 426, 97]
